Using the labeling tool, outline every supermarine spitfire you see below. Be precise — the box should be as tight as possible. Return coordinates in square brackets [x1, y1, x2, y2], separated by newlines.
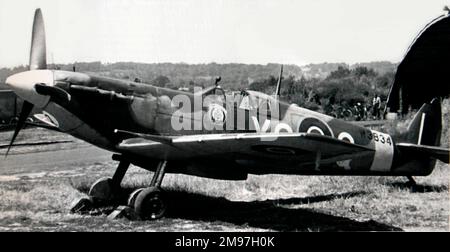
[5, 9, 449, 220]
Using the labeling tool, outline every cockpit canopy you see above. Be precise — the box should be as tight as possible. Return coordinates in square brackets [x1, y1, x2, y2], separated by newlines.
[196, 84, 277, 115]
[237, 90, 273, 113]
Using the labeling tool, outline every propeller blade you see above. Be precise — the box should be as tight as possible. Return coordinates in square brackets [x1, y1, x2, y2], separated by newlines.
[275, 65, 283, 99]
[5, 101, 34, 157]
[29, 8, 47, 70]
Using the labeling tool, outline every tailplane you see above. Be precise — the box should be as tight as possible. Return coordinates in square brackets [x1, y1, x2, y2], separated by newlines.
[396, 143, 449, 164]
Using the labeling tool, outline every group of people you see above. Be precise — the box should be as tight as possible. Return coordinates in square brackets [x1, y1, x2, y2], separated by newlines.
[352, 94, 383, 121]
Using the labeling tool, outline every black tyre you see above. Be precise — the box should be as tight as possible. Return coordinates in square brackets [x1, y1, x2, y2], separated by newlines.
[134, 187, 166, 220]
[88, 177, 113, 202]
[127, 188, 144, 207]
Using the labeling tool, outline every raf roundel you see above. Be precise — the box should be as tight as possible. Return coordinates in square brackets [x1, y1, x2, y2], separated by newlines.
[209, 103, 227, 124]
[298, 117, 334, 137]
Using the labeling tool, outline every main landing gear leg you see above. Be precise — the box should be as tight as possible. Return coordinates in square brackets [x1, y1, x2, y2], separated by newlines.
[128, 161, 168, 220]
[88, 154, 130, 204]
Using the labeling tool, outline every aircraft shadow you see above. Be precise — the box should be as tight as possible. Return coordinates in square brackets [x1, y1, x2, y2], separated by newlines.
[386, 182, 448, 193]
[78, 185, 402, 231]
[161, 190, 403, 232]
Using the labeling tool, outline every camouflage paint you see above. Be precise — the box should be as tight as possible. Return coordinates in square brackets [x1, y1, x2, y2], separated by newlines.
[30, 70, 437, 179]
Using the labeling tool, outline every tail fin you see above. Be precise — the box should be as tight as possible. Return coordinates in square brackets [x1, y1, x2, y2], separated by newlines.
[405, 98, 442, 146]
[396, 98, 449, 166]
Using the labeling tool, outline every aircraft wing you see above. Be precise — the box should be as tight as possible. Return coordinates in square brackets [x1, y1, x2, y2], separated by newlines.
[115, 130, 374, 162]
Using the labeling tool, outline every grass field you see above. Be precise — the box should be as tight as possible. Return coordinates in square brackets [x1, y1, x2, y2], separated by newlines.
[0, 157, 447, 231]
[0, 133, 448, 231]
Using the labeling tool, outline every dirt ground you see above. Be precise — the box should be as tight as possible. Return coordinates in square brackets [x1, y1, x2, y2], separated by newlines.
[0, 128, 448, 231]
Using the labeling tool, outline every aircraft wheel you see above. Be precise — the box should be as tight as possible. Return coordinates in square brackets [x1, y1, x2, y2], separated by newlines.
[134, 187, 166, 220]
[127, 188, 145, 207]
[88, 177, 113, 203]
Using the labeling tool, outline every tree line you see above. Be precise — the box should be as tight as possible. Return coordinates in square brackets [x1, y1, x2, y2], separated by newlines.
[249, 65, 394, 119]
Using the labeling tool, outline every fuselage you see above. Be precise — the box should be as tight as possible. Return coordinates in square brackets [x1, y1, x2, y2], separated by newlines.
[6, 70, 435, 178]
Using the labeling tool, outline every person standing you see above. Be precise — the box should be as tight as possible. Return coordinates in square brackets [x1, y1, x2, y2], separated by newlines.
[372, 94, 381, 119]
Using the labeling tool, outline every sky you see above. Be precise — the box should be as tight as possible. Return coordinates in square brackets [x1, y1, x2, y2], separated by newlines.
[0, 0, 448, 68]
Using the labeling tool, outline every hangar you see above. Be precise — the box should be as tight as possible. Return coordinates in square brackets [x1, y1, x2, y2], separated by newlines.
[386, 13, 450, 114]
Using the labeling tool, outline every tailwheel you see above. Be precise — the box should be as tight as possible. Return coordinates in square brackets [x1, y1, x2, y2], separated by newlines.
[406, 176, 417, 187]
[134, 187, 166, 220]
[406, 176, 417, 192]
